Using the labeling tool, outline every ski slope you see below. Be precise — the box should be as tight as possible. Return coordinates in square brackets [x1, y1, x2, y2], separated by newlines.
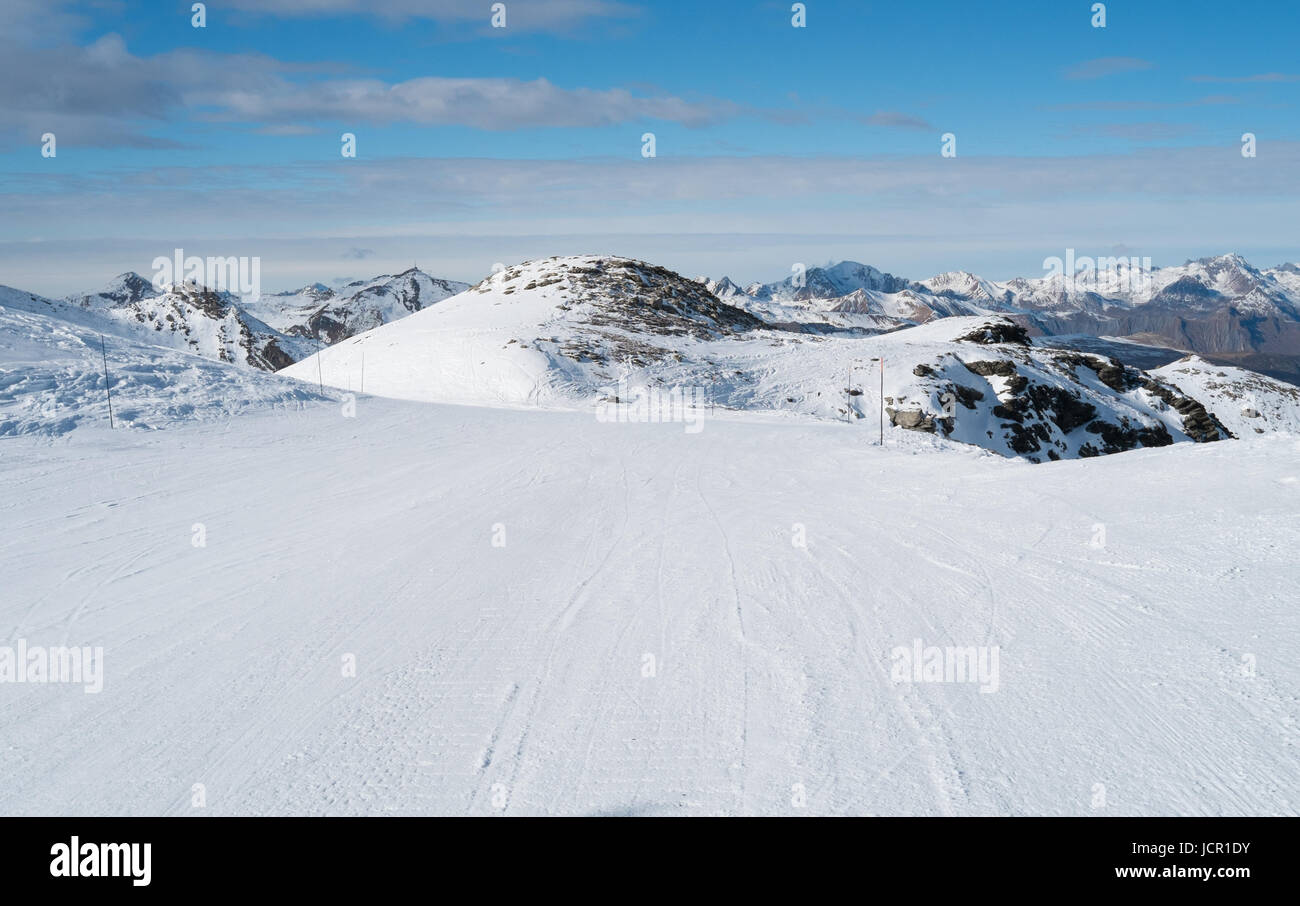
[1, 397, 1295, 816]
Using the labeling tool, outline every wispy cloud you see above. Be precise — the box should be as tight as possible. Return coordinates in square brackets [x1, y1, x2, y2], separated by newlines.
[7, 145, 1297, 243]
[1189, 72, 1300, 83]
[859, 111, 935, 131]
[196, 76, 745, 129]
[0, 34, 749, 147]
[1063, 57, 1155, 80]
[1042, 95, 1238, 112]
[223, 0, 641, 33]
[1059, 122, 1200, 142]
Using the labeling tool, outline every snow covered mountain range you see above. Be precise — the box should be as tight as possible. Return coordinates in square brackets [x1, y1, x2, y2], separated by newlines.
[15, 251, 1300, 383]
[5, 254, 1300, 462]
[284, 255, 1298, 463]
[708, 253, 1300, 384]
[243, 269, 470, 345]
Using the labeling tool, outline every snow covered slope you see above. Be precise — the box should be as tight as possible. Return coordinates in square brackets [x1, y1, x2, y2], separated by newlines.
[1153, 356, 1300, 436]
[1, 396, 1295, 815]
[284, 259, 1238, 463]
[0, 286, 325, 437]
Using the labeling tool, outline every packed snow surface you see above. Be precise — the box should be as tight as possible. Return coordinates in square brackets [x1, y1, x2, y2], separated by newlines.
[1, 396, 1295, 815]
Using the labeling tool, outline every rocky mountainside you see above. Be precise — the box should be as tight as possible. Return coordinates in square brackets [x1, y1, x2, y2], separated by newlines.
[282, 255, 767, 406]
[886, 318, 1229, 462]
[27, 279, 313, 371]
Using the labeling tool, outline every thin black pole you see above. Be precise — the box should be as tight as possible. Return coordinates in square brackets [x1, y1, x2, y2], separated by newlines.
[879, 356, 884, 446]
[847, 365, 852, 422]
[316, 347, 324, 395]
[99, 334, 115, 429]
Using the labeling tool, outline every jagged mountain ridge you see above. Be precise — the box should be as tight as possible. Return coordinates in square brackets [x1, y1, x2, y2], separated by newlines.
[22, 280, 311, 371]
[246, 268, 470, 344]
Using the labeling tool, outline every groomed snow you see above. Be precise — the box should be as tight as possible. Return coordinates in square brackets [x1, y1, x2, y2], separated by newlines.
[1, 396, 1295, 815]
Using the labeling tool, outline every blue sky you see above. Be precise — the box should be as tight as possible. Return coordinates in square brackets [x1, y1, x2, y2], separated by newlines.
[2, 0, 1297, 294]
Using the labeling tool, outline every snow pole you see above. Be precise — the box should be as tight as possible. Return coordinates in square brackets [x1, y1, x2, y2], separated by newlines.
[316, 347, 324, 396]
[847, 365, 852, 422]
[99, 334, 115, 429]
[879, 356, 884, 446]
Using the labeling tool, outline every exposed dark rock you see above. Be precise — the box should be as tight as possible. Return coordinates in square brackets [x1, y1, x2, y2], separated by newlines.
[992, 402, 1025, 423]
[956, 320, 1031, 346]
[887, 408, 937, 432]
[257, 339, 296, 371]
[1138, 377, 1230, 442]
[1027, 384, 1096, 432]
[1005, 423, 1041, 454]
[947, 384, 984, 410]
[1084, 419, 1174, 454]
[962, 359, 1018, 378]
[1052, 352, 1140, 391]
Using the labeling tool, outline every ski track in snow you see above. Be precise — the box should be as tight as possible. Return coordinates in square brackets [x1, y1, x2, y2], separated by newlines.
[0, 399, 1297, 816]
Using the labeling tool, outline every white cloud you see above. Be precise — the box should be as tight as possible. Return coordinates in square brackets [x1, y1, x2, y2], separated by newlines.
[1063, 57, 1155, 80]
[193, 76, 743, 129]
[223, 0, 640, 32]
[0, 35, 743, 147]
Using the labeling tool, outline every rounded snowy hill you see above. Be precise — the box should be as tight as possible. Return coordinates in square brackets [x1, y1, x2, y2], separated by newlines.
[282, 255, 764, 407]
